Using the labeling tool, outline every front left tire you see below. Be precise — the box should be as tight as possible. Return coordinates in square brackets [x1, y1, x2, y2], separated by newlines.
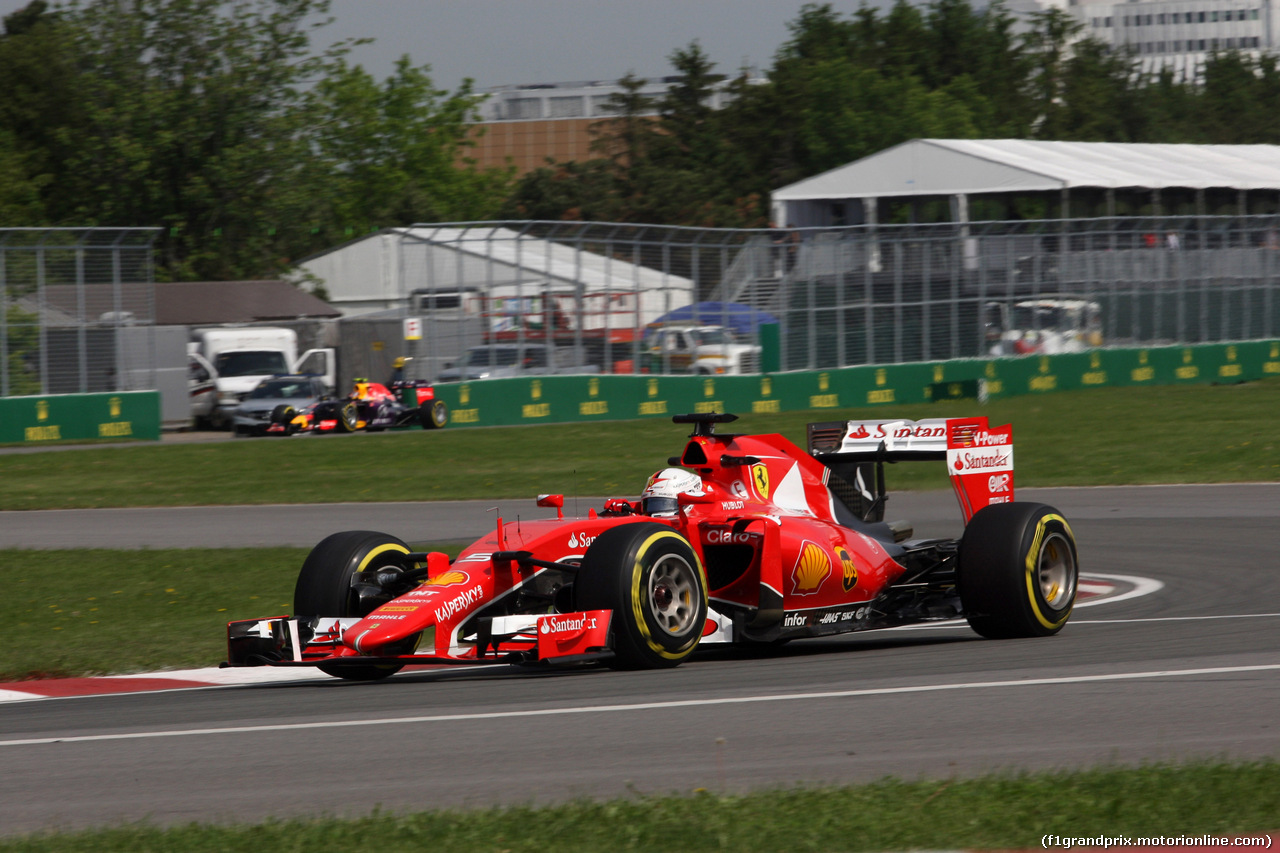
[294, 531, 415, 680]
[574, 522, 707, 669]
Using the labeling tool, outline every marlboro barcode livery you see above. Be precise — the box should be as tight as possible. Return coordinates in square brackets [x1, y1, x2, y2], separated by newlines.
[226, 413, 1078, 680]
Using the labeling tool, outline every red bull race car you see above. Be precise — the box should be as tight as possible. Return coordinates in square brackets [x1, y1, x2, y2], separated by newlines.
[266, 379, 448, 435]
[226, 413, 1078, 680]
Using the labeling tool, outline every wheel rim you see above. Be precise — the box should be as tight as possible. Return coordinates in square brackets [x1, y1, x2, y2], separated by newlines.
[1036, 531, 1077, 611]
[647, 553, 698, 636]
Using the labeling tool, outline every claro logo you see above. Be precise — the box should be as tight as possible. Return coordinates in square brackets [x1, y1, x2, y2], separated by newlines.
[704, 528, 760, 545]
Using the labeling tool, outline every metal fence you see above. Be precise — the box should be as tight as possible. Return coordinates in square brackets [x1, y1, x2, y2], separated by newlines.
[1, 228, 161, 397]
[398, 216, 1280, 377]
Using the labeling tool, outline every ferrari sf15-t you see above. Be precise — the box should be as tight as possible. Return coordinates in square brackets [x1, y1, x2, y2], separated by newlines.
[226, 413, 1078, 679]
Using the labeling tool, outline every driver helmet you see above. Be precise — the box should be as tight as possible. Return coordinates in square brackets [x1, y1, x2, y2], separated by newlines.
[641, 467, 704, 517]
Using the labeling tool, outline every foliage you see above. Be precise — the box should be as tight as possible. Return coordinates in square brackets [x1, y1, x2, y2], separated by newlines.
[0, 0, 512, 280]
[2, 762, 1280, 850]
[4, 0, 1280, 275]
[2, 380, 1280, 510]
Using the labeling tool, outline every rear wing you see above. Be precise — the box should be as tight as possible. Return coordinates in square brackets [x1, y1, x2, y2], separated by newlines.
[807, 417, 1014, 524]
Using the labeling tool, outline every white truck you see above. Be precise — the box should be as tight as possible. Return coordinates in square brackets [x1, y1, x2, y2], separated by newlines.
[642, 324, 761, 375]
[188, 327, 335, 429]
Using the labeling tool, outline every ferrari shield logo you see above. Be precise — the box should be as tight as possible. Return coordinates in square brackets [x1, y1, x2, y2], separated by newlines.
[751, 463, 769, 499]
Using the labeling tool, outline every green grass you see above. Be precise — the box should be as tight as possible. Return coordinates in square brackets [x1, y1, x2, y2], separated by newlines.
[3, 761, 1278, 851]
[0, 545, 469, 681]
[2, 381, 1279, 511]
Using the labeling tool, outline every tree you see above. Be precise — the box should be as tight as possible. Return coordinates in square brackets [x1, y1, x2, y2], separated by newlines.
[310, 57, 512, 229]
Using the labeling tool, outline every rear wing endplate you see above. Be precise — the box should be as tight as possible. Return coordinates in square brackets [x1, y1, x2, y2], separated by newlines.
[808, 417, 1014, 523]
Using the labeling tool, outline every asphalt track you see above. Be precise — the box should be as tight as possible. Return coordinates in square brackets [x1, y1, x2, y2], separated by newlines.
[1, 484, 1279, 835]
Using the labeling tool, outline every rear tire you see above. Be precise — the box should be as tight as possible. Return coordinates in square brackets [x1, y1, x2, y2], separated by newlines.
[294, 531, 414, 680]
[958, 502, 1078, 639]
[421, 400, 448, 429]
[574, 522, 707, 669]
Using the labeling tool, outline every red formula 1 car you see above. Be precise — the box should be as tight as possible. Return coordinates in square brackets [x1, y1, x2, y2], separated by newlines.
[226, 413, 1078, 680]
[267, 379, 449, 435]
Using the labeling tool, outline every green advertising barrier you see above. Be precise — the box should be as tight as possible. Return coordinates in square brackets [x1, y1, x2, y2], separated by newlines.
[429, 341, 1280, 429]
[0, 391, 161, 445]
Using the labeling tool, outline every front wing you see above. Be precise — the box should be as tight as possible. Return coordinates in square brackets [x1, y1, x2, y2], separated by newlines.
[225, 609, 616, 668]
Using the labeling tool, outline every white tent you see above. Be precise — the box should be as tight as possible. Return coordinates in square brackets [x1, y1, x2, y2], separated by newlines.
[295, 225, 695, 320]
[771, 139, 1280, 227]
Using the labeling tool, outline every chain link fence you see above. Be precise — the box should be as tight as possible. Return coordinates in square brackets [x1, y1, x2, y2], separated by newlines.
[1, 228, 161, 397]
[395, 217, 1280, 377]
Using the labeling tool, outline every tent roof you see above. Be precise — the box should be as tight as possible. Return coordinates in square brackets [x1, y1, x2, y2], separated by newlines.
[772, 139, 1280, 201]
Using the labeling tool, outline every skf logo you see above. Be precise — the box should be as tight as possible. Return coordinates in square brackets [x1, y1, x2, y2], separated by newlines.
[751, 463, 770, 499]
[838, 546, 858, 592]
[791, 542, 831, 595]
[36, 400, 48, 421]
[109, 396, 122, 417]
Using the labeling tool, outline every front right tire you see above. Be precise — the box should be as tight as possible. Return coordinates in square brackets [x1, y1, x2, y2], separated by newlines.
[294, 530, 415, 680]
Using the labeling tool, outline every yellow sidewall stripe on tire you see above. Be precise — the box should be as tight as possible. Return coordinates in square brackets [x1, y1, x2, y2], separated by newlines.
[358, 543, 410, 573]
[1024, 513, 1075, 631]
[629, 529, 708, 661]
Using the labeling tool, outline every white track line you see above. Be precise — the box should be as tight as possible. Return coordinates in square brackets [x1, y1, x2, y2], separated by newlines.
[4, 663, 1279, 748]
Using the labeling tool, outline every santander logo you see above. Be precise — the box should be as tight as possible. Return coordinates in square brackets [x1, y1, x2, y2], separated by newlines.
[952, 450, 1012, 472]
[540, 614, 599, 634]
[567, 531, 598, 549]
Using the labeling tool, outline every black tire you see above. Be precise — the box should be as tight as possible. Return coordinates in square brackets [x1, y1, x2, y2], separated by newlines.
[421, 399, 448, 429]
[294, 530, 414, 680]
[574, 522, 708, 669]
[958, 502, 1078, 639]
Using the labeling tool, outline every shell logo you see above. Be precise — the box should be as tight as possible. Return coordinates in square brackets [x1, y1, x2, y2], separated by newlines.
[838, 546, 858, 592]
[424, 570, 469, 587]
[791, 542, 831, 595]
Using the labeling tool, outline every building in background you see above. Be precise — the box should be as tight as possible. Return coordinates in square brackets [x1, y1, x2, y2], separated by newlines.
[468, 76, 754, 174]
[1019, 0, 1278, 78]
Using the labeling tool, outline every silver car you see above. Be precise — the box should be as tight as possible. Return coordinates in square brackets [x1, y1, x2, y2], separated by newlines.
[231, 375, 332, 437]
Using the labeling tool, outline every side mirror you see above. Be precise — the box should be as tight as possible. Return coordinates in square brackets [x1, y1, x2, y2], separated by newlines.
[537, 493, 565, 519]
